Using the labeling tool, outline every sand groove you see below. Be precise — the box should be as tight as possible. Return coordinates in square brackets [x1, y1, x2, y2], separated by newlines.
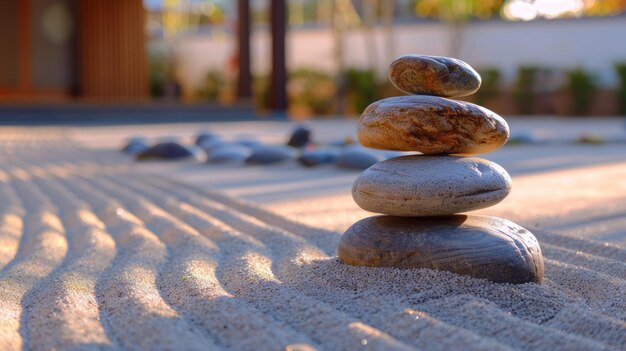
[126, 177, 620, 351]
[58, 179, 220, 350]
[81, 173, 416, 350]
[0, 171, 24, 270]
[19, 172, 117, 351]
[62, 174, 319, 350]
[0, 170, 67, 350]
[0, 130, 623, 351]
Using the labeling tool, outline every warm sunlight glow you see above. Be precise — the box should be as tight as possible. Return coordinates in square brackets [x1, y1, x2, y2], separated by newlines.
[503, 0, 539, 20]
[503, 0, 585, 20]
[534, 0, 584, 18]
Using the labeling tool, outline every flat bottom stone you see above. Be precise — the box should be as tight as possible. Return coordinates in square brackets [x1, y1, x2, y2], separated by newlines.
[338, 215, 544, 284]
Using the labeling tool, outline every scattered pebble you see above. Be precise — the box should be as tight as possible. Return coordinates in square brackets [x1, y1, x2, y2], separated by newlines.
[298, 149, 340, 167]
[336, 148, 384, 170]
[246, 145, 297, 165]
[136, 142, 200, 161]
[287, 126, 312, 148]
[207, 144, 252, 164]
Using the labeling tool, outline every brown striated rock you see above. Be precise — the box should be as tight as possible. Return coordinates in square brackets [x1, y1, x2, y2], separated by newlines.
[389, 55, 481, 97]
[352, 155, 511, 217]
[338, 215, 544, 284]
[357, 95, 509, 155]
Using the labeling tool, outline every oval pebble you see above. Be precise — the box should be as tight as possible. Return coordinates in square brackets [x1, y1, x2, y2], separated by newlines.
[389, 55, 481, 97]
[336, 148, 384, 171]
[352, 155, 511, 216]
[195, 131, 220, 145]
[136, 142, 199, 161]
[245, 145, 296, 165]
[358, 95, 509, 155]
[207, 144, 252, 163]
[298, 149, 340, 167]
[287, 126, 312, 148]
[122, 138, 149, 154]
[338, 215, 544, 284]
[235, 139, 262, 149]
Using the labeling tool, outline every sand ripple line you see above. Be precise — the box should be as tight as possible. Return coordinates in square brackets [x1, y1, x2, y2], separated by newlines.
[100, 175, 416, 351]
[0, 172, 24, 270]
[0, 173, 67, 350]
[132, 186, 511, 351]
[543, 259, 626, 320]
[149, 177, 339, 255]
[66, 174, 318, 350]
[18, 173, 118, 350]
[52, 173, 219, 350]
[140, 178, 603, 351]
[139, 179, 626, 349]
[535, 230, 626, 262]
[541, 243, 626, 279]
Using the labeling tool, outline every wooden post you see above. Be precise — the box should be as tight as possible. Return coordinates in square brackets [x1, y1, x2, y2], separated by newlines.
[236, 0, 252, 99]
[18, 0, 31, 94]
[77, 0, 148, 99]
[267, 0, 288, 111]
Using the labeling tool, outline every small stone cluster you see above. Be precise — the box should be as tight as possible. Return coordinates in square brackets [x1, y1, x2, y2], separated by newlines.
[338, 55, 544, 284]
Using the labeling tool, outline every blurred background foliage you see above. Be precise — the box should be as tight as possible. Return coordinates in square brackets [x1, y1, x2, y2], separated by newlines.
[184, 64, 626, 117]
[146, 0, 626, 117]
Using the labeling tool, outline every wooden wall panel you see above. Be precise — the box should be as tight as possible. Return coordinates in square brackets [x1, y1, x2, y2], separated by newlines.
[78, 0, 148, 100]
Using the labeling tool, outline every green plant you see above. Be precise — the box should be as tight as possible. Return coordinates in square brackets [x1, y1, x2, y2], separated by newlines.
[474, 68, 500, 106]
[148, 55, 169, 98]
[513, 66, 540, 115]
[345, 68, 377, 113]
[288, 69, 336, 115]
[253, 75, 270, 111]
[196, 71, 225, 101]
[576, 134, 604, 144]
[375, 79, 403, 100]
[615, 62, 626, 115]
[566, 68, 596, 115]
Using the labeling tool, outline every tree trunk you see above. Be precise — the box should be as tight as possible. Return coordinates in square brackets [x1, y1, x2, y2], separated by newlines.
[381, 0, 396, 68]
[236, 0, 252, 99]
[448, 20, 465, 58]
[362, 0, 378, 73]
[267, 0, 288, 111]
[332, 0, 347, 115]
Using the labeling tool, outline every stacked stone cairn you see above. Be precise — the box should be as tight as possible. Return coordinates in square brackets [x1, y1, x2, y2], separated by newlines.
[338, 55, 544, 284]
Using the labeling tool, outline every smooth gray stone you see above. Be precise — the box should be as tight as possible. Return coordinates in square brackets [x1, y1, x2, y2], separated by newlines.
[298, 149, 340, 167]
[352, 155, 511, 216]
[136, 142, 198, 161]
[235, 139, 262, 149]
[198, 139, 229, 153]
[195, 131, 220, 145]
[336, 148, 384, 170]
[338, 215, 544, 284]
[508, 131, 540, 145]
[287, 125, 312, 148]
[207, 144, 252, 163]
[122, 138, 149, 154]
[389, 55, 481, 97]
[245, 145, 296, 165]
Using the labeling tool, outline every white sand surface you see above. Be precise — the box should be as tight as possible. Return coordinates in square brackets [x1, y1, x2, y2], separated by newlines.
[0, 123, 624, 351]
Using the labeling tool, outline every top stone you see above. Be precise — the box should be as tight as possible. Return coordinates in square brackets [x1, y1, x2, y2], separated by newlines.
[389, 55, 481, 97]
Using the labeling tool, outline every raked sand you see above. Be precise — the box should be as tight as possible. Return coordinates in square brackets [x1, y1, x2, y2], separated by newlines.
[0, 124, 624, 351]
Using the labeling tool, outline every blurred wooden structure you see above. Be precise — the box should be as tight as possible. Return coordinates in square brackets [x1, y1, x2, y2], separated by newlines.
[0, 0, 286, 111]
[267, 0, 288, 111]
[78, 0, 148, 99]
[0, 0, 149, 101]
